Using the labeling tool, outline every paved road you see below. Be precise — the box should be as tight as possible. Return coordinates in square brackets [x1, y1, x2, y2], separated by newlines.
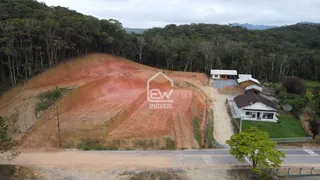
[4, 149, 320, 169]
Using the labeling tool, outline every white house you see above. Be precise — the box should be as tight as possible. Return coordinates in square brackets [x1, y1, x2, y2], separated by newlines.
[230, 91, 278, 122]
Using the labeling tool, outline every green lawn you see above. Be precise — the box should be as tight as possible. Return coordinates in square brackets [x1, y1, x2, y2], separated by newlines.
[303, 80, 320, 88]
[241, 116, 307, 138]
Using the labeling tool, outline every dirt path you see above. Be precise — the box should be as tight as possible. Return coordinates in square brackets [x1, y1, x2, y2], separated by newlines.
[210, 88, 234, 145]
[4, 150, 172, 170]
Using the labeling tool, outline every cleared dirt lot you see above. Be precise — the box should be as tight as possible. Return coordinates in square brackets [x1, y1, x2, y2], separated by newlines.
[0, 53, 208, 150]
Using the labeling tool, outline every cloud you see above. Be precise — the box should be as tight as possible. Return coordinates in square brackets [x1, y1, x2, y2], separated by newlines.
[40, 0, 320, 28]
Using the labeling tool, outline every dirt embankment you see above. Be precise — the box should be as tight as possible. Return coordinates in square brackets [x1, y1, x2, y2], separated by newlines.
[0, 53, 208, 150]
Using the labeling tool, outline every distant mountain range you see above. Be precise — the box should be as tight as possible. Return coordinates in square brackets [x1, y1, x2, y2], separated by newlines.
[124, 22, 319, 34]
[230, 23, 278, 30]
[124, 28, 147, 34]
[231, 22, 319, 30]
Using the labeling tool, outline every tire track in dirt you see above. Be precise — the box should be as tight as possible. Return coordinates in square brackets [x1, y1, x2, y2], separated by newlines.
[18, 98, 37, 133]
[0, 90, 39, 134]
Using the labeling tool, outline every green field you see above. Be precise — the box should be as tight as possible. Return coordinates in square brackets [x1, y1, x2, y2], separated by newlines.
[241, 116, 307, 138]
[303, 80, 320, 88]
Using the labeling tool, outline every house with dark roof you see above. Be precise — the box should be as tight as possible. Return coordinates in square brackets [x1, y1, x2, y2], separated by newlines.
[245, 85, 262, 94]
[228, 92, 278, 122]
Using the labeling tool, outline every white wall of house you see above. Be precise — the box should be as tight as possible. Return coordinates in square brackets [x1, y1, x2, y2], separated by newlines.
[242, 110, 277, 122]
[229, 101, 278, 122]
[242, 102, 277, 122]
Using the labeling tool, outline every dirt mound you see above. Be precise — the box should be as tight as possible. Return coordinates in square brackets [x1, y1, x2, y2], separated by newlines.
[0, 53, 208, 150]
[27, 54, 154, 88]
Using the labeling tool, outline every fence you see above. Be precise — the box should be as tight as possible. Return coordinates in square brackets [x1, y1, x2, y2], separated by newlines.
[270, 167, 320, 177]
[226, 101, 241, 130]
[271, 137, 312, 143]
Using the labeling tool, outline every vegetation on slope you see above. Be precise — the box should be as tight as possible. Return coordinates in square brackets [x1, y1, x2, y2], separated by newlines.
[1, 0, 320, 90]
[0, 116, 19, 162]
[206, 117, 214, 148]
[192, 117, 201, 147]
[35, 87, 70, 114]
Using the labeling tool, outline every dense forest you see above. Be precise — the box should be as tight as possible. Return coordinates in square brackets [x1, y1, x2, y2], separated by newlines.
[1, 0, 320, 89]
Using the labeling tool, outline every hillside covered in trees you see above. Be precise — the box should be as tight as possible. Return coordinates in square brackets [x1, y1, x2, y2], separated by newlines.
[1, 0, 320, 89]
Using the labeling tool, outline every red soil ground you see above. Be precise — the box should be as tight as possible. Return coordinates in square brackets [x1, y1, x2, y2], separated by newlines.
[0, 53, 208, 150]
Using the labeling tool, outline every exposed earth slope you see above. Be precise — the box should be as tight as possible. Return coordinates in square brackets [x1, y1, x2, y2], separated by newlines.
[0, 54, 208, 150]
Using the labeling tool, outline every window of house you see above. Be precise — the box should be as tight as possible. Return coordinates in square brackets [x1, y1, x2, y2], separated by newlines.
[214, 75, 219, 77]
[245, 112, 252, 115]
[262, 113, 274, 119]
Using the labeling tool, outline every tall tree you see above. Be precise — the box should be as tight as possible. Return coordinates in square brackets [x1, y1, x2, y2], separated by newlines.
[135, 36, 146, 63]
[1, 0, 320, 90]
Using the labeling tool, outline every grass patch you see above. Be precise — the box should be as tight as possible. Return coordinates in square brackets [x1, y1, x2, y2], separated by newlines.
[206, 118, 214, 148]
[35, 87, 70, 113]
[241, 116, 307, 138]
[165, 137, 175, 150]
[77, 139, 118, 150]
[192, 117, 201, 147]
[132, 139, 158, 149]
[303, 80, 320, 88]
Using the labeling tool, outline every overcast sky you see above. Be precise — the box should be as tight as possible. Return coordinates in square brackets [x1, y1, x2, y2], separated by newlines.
[40, 0, 320, 28]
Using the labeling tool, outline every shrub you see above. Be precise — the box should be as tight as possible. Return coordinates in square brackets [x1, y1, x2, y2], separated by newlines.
[132, 139, 148, 149]
[35, 87, 67, 113]
[312, 87, 320, 113]
[165, 137, 175, 150]
[282, 76, 306, 95]
[283, 95, 308, 114]
[77, 139, 106, 150]
[132, 139, 157, 149]
[309, 115, 320, 139]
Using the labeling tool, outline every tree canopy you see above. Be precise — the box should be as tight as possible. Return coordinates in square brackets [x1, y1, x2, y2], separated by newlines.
[226, 127, 285, 174]
[312, 87, 320, 113]
[0, 0, 320, 90]
[282, 76, 306, 95]
[309, 115, 320, 139]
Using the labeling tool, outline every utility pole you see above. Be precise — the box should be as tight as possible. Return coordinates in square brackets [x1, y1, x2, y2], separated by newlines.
[56, 105, 61, 148]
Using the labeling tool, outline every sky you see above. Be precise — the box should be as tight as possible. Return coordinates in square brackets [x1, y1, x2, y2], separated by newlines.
[40, 0, 320, 28]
